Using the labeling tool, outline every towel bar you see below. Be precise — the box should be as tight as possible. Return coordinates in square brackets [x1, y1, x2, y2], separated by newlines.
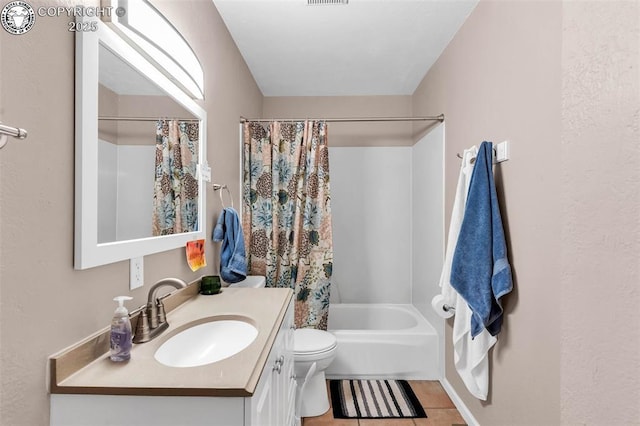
[213, 183, 234, 209]
[0, 122, 28, 150]
[456, 141, 509, 164]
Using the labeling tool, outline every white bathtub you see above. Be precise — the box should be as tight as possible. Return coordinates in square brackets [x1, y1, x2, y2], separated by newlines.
[325, 304, 440, 380]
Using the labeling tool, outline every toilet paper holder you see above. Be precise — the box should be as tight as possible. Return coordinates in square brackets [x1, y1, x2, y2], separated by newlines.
[431, 295, 456, 318]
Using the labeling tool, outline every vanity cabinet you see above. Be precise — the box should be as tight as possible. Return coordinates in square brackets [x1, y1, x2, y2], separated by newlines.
[50, 294, 295, 426]
[247, 299, 295, 426]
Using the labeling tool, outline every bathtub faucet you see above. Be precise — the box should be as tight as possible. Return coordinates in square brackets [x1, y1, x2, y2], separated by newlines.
[133, 278, 188, 343]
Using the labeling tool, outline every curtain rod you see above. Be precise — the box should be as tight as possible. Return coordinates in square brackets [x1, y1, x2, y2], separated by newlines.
[239, 114, 444, 124]
[98, 116, 199, 122]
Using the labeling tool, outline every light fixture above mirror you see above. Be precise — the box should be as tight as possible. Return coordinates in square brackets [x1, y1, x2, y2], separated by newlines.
[100, 0, 204, 100]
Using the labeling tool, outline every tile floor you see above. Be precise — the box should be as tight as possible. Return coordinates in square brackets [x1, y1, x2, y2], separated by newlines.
[303, 380, 466, 426]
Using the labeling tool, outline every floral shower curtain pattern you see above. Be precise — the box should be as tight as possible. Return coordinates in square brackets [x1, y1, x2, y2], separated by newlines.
[152, 119, 199, 236]
[242, 121, 334, 330]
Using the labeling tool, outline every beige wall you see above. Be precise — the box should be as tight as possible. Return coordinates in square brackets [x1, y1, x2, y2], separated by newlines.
[414, 1, 563, 423]
[0, 1, 262, 424]
[560, 1, 639, 424]
[98, 85, 194, 145]
[414, 0, 639, 424]
[98, 85, 119, 143]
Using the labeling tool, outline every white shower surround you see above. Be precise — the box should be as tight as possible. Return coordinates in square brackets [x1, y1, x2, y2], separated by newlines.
[329, 146, 413, 304]
[97, 140, 155, 242]
[327, 124, 445, 377]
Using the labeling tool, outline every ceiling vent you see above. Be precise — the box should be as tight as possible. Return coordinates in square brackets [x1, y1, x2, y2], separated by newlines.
[307, 0, 348, 5]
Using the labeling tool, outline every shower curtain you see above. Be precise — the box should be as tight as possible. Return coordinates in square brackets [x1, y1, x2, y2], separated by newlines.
[152, 119, 199, 236]
[242, 121, 333, 330]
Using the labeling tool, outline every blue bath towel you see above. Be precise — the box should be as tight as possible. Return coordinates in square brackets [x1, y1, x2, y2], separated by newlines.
[212, 207, 247, 284]
[451, 142, 512, 338]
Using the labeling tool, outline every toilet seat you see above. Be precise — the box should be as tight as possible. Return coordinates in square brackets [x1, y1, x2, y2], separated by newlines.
[294, 329, 337, 356]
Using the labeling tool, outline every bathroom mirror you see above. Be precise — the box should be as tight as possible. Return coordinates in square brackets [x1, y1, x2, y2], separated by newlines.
[75, 17, 207, 269]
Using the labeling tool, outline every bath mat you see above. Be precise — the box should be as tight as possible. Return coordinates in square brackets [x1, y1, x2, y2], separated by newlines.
[329, 379, 427, 419]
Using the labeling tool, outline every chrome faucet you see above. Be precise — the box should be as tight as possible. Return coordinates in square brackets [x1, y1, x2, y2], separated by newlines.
[133, 278, 187, 344]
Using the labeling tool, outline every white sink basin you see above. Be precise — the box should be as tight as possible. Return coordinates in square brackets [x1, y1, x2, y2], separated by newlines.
[154, 319, 258, 368]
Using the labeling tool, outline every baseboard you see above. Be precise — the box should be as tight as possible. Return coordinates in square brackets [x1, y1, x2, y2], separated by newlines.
[440, 377, 480, 426]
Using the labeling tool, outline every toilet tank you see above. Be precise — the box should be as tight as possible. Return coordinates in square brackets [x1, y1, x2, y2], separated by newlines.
[227, 276, 266, 288]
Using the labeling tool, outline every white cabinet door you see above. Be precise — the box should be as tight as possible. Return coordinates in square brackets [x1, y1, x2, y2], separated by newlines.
[247, 298, 295, 426]
[280, 303, 296, 426]
[247, 361, 275, 426]
[272, 301, 294, 426]
[272, 305, 295, 426]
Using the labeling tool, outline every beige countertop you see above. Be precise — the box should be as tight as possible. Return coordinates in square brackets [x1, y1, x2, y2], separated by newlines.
[49, 287, 293, 398]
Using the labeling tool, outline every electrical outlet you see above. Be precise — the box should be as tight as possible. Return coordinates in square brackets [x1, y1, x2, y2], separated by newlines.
[130, 257, 144, 290]
[198, 163, 211, 182]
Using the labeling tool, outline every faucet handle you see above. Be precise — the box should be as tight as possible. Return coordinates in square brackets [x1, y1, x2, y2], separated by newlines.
[157, 300, 167, 325]
[133, 310, 150, 343]
[148, 302, 158, 330]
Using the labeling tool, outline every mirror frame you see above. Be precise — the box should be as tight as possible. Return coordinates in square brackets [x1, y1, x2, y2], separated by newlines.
[74, 17, 207, 270]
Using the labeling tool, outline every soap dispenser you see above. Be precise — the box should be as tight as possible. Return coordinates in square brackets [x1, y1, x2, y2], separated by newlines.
[110, 296, 133, 362]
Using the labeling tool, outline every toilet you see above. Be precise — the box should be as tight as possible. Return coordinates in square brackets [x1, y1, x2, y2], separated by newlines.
[294, 328, 337, 418]
[228, 276, 337, 418]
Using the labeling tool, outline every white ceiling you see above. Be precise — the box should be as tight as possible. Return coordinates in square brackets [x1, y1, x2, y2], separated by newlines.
[213, 0, 478, 97]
